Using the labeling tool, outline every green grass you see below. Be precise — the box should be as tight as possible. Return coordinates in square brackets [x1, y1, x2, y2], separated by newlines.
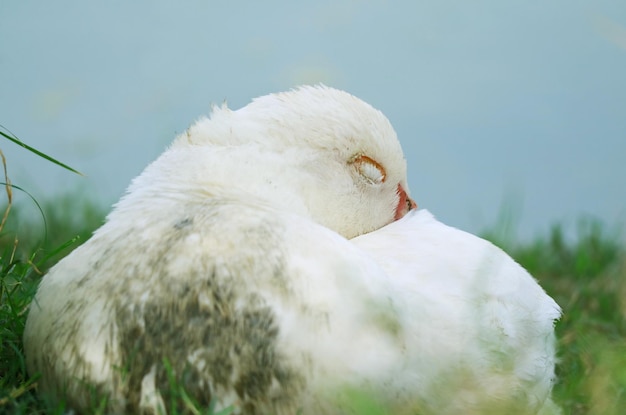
[0, 192, 105, 414]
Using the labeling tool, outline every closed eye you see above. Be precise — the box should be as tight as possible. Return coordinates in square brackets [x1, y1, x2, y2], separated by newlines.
[351, 155, 386, 184]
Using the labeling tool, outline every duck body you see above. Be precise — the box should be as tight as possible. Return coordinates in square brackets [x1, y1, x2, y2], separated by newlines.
[24, 85, 560, 414]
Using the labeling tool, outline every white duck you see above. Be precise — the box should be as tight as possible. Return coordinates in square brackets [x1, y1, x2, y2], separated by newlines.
[24, 85, 560, 415]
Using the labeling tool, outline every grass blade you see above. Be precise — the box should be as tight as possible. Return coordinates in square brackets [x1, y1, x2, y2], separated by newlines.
[0, 126, 83, 176]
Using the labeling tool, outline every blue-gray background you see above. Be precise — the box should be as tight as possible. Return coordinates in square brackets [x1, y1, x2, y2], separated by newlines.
[2, 1, 625, 241]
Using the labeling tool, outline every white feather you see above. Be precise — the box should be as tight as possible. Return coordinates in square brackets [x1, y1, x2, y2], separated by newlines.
[352, 209, 562, 414]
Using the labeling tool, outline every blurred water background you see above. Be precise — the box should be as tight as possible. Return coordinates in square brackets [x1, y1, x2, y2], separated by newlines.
[1, 0, 625, 242]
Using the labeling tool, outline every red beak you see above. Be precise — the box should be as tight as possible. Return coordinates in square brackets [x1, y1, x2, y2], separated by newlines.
[394, 184, 417, 221]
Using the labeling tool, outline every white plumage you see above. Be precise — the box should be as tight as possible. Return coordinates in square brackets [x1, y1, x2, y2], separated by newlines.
[352, 210, 561, 414]
[24, 85, 560, 414]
